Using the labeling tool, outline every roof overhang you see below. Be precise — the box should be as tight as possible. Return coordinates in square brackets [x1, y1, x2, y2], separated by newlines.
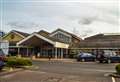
[17, 33, 55, 46]
[50, 30, 72, 38]
[17, 33, 69, 48]
[2, 30, 25, 39]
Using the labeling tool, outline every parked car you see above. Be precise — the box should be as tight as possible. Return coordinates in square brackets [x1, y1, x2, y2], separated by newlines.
[0, 61, 5, 70]
[0, 49, 6, 70]
[0, 49, 6, 61]
[77, 52, 96, 62]
[96, 50, 120, 63]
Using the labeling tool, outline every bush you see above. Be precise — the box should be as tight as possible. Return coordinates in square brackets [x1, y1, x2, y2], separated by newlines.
[115, 64, 120, 74]
[5, 57, 32, 68]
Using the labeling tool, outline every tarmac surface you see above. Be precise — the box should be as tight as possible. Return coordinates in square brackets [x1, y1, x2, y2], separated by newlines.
[0, 60, 120, 82]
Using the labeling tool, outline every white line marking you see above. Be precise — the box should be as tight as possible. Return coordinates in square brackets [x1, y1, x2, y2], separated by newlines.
[112, 77, 116, 82]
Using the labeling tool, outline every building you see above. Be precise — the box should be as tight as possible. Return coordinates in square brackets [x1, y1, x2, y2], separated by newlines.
[2, 30, 29, 56]
[79, 33, 120, 55]
[3, 29, 120, 57]
[3, 29, 81, 58]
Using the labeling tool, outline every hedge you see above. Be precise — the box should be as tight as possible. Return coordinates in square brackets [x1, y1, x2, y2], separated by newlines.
[115, 64, 120, 74]
[5, 57, 32, 68]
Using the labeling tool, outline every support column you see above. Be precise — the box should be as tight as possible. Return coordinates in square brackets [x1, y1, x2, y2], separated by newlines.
[61, 48, 63, 59]
[47, 49, 48, 57]
[27, 48, 29, 57]
[58, 48, 61, 58]
[55, 47, 57, 59]
[40, 48, 42, 57]
[17, 47, 21, 58]
[58, 48, 60, 58]
[18, 48, 20, 55]
[66, 49, 68, 58]
[52, 48, 54, 58]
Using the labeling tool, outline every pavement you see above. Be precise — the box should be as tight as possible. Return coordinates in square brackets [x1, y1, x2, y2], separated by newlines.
[0, 59, 120, 82]
[33, 58, 76, 63]
[0, 68, 23, 76]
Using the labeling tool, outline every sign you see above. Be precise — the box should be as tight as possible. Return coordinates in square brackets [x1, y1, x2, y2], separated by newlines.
[0, 40, 9, 55]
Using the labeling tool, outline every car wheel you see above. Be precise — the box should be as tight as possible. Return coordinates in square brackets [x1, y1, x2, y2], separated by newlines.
[99, 60, 103, 63]
[81, 58, 85, 62]
[0, 67, 3, 71]
[77, 59, 80, 62]
[107, 59, 111, 64]
[94, 59, 97, 62]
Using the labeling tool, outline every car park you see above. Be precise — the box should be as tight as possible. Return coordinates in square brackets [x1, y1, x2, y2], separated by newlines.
[76, 52, 95, 62]
[96, 50, 120, 63]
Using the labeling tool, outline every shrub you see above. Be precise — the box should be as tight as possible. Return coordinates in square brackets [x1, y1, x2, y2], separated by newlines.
[5, 57, 32, 68]
[115, 64, 120, 74]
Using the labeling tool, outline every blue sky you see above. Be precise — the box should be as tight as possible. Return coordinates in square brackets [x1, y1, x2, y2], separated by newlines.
[0, 0, 119, 37]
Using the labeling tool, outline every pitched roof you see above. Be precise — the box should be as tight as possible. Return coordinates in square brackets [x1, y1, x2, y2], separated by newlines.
[80, 33, 120, 48]
[3, 30, 30, 39]
[37, 30, 50, 36]
[12, 30, 30, 37]
[51, 28, 82, 41]
[85, 33, 120, 41]
[79, 40, 120, 48]
[37, 30, 69, 44]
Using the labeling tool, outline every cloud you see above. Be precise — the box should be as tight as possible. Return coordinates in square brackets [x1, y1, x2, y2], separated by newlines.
[7, 22, 40, 28]
[78, 17, 96, 25]
[77, 11, 118, 25]
[1, 0, 119, 37]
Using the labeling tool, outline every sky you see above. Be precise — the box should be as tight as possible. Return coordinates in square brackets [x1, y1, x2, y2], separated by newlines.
[0, 0, 120, 37]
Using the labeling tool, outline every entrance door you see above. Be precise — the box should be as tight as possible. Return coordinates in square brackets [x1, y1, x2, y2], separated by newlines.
[34, 47, 40, 58]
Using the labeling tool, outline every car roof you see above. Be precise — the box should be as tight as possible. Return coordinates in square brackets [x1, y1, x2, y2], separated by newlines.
[81, 53, 92, 55]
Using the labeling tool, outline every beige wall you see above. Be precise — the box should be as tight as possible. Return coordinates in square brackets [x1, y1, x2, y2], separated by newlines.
[3, 32, 24, 42]
[55, 42, 69, 48]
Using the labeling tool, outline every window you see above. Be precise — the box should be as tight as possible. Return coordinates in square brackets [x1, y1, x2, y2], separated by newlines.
[53, 33, 71, 43]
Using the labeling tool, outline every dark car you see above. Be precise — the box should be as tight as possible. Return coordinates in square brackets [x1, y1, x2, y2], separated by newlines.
[0, 49, 6, 70]
[96, 50, 120, 63]
[77, 53, 95, 62]
[0, 61, 5, 70]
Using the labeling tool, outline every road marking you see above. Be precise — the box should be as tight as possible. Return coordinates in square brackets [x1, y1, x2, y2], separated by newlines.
[80, 68, 115, 73]
[112, 77, 116, 82]
[26, 70, 47, 74]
